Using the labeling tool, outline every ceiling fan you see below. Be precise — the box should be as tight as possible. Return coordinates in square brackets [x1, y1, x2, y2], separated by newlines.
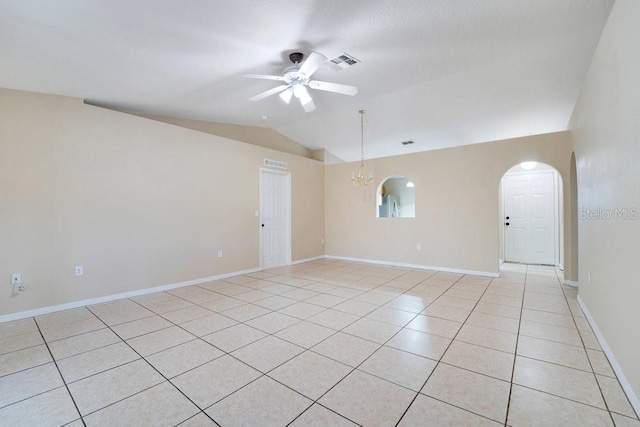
[247, 52, 358, 112]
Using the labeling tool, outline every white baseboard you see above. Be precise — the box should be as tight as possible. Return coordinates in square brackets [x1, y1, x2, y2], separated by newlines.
[325, 255, 499, 278]
[1, 255, 499, 323]
[577, 296, 640, 415]
[291, 255, 326, 265]
[563, 280, 580, 287]
[0, 267, 261, 324]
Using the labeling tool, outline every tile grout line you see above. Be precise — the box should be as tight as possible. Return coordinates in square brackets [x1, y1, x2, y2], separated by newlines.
[284, 269, 437, 427]
[82, 280, 343, 406]
[98, 279, 364, 425]
[0, 345, 53, 381]
[510, 383, 629, 415]
[394, 273, 499, 426]
[397, 276, 466, 373]
[276, 269, 439, 424]
[82, 306, 222, 427]
[286, 402, 364, 426]
[32, 318, 87, 427]
[504, 266, 623, 423]
[272, 269, 433, 425]
[503, 264, 529, 427]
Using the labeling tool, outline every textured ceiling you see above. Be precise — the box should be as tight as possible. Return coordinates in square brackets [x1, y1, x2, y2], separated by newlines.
[0, 0, 613, 161]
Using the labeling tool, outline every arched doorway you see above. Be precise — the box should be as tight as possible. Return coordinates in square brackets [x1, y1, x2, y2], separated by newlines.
[499, 161, 563, 266]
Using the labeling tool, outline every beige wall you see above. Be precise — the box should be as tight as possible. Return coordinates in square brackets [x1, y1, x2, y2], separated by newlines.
[311, 148, 345, 165]
[0, 88, 324, 317]
[569, 0, 640, 402]
[325, 132, 575, 276]
[132, 112, 314, 159]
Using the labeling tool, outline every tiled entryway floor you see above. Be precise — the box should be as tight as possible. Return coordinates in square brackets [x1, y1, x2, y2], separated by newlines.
[1, 260, 638, 426]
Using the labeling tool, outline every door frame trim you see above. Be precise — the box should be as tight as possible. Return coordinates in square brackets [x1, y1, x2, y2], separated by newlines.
[259, 167, 292, 269]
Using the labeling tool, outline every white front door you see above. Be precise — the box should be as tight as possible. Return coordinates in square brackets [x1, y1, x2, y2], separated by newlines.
[260, 169, 290, 268]
[504, 170, 556, 265]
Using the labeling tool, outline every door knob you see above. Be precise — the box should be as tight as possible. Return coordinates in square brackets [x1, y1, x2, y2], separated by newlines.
[261, 224, 265, 227]
[505, 222, 510, 226]
[505, 216, 510, 220]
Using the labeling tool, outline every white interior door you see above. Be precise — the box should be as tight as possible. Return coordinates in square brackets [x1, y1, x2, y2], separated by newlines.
[504, 170, 556, 264]
[260, 169, 290, 268]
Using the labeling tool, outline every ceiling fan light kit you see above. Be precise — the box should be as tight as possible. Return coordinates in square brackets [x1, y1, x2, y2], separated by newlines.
[278, 89, 293, 104]
[248, 51, 358, 112]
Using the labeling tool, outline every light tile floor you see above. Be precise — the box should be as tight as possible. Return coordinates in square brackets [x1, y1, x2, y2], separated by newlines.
[1, 260, 638, 426]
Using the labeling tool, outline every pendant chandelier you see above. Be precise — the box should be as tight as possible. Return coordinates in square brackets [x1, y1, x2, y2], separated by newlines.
[351, 109, 373, 186]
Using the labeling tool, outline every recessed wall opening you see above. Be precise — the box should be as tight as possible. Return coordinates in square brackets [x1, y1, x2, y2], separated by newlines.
[376, 176, 415, 218]
[499, 162, 563, 267]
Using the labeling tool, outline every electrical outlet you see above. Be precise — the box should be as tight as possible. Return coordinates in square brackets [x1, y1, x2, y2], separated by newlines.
[218, 250, 223, 258]
[321, 238, 325, 244]
[75, 266, 84, 276]
[416, 243, 422, 250]
[11, 273, 26, 294]
[588, 272, 591, 285]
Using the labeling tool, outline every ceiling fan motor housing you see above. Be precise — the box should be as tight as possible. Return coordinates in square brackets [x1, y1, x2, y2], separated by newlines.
[283, 66, 307, 84]
[289, 52, 304, 64]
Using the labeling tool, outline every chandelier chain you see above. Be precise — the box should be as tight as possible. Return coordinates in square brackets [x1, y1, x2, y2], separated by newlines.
[352, 109, 373, 186]
[360, 109, 365, 168]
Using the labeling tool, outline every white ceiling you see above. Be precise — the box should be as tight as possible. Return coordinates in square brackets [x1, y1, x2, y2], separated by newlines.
[0, 0, 613, 161]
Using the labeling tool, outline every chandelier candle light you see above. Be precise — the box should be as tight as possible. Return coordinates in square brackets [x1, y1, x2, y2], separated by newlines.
[352, 109, 373, 186]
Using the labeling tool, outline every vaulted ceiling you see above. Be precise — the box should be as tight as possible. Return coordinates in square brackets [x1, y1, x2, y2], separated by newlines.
[0, 0, 613, 161]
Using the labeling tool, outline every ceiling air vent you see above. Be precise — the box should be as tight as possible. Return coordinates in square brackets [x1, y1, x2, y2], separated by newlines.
[401, 140, 414, 146]
[326, 53, 361, 71]
[264, 159, 288, 170]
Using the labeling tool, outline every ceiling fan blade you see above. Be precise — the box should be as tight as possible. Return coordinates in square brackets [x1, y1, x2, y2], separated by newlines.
[244, 74, 286, 81]
[302, 97, 316, 113]
[308, 80, 358, 96]
[298, 52, 327, 78]
[249, 84, 290, 102]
